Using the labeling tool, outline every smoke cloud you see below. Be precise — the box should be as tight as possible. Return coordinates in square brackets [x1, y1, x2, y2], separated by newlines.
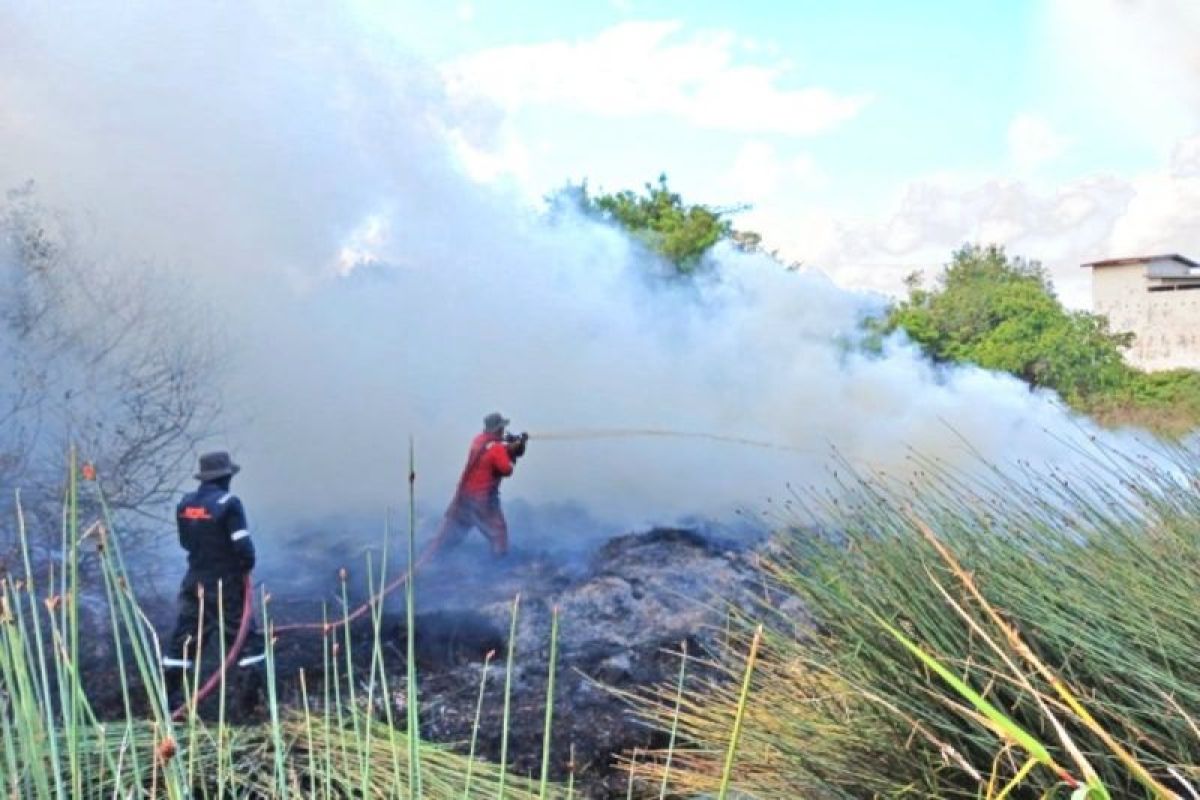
[0, 5, 1147, 557]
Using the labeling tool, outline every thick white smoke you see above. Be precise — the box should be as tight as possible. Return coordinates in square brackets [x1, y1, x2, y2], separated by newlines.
[0, 5, 1145, 552]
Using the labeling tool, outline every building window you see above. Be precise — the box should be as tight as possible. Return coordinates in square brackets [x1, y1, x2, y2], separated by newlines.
[1148, 284, 1200, 292]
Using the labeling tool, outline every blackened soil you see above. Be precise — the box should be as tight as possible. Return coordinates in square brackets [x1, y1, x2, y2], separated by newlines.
[86, 528, 788, 798]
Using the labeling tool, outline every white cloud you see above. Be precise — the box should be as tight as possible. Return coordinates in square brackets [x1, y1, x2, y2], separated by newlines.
[757, 171, 1142, 307]
[755, 134, 1200, 311]
[1041, 0, 1200, 147]
[790, 153, 818, 183]
[738, 2, 1200, 306]
[1008, 112, 1070, 169]
[1109, 134, 1200, 256]
[443, 21, 869, 136]
[445, 125, 531, 189]
[336, 213, 391, 276]
[726, 141, 781, 198]
[723, 140, 822, 202]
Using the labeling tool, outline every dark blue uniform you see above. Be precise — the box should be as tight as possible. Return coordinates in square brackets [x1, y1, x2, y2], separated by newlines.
[176, 481, 256, 578]
[163, 479, 264, 706]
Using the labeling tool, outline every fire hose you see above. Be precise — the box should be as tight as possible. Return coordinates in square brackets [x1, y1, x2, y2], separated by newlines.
[170, 572, 254, 721]
[167, 562, 422, 716]
[269, 428, 809, 637]
[170, 430, 772, 715]
[273, 439, 492, 636]
[177, 424, 806, 700]
[272, 532, 443, 635]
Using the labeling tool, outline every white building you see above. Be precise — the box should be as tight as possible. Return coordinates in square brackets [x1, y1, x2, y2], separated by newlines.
[1084, 254, 1200, 371]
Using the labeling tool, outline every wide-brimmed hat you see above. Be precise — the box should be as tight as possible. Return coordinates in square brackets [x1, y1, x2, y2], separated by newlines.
[483, 412, 510, 433]
[194, 451, 241, 481]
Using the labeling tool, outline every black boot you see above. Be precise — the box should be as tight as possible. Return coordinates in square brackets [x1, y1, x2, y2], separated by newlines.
[164, 667, 186, 712]
[230, 665, 265, 721]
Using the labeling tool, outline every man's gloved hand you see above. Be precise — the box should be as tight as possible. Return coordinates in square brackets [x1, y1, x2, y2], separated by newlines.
[506, 432, 528, 459]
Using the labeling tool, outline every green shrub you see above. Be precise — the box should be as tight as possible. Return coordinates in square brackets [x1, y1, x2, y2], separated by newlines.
[882, 244, 1200, 437]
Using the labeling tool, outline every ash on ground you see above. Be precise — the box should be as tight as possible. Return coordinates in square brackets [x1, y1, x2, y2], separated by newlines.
[269, 527, 781, 798]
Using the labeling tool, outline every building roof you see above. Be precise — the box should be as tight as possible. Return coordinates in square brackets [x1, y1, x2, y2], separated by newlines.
[1082, 253, 1199, 269]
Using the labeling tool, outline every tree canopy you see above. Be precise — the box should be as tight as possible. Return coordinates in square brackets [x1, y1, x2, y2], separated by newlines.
[553, 173, 1200, 435]
[559, 175, 735, 273]
[880, 244, 1200, 435]
[881, 245, 1134, 403]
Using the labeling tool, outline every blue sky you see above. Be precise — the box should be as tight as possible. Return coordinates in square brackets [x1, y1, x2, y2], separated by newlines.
[1, 1, 1192, 309]
[340, 0, 1200, 307]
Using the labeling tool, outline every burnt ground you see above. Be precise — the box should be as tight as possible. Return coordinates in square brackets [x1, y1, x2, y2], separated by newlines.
[85, 527, 788, 798]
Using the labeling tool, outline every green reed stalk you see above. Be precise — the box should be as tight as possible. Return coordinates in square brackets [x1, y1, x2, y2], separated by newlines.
[216, 578, 229, 798]
[262, 590, 288, 799]
[322, 604, 337, 799]
[0, 628, 21, 794]
[463, 649, 494, 800]
[338, 568, 361, 752]
[65, 448, 81, 800]
[360, 551, 377, 797]
[716, 624, 762, 800]
[370, 512, 405, 797]
[95, 522, 144, 789]
[499, 593, 520, 800]
[17, 490, 65, 800]
[92, 486, 175, 726]
[566, 745, 575, 800]
[658, 639, 688, 800]
[1, 567, 52, 799]
[538, 605, 559, 800]
[299, 668, 318, 798]
[184, 584, 205, 786]
[625, 749, 639, 800]
[2, 455, 570, 799]
[407, 438, 423, 798]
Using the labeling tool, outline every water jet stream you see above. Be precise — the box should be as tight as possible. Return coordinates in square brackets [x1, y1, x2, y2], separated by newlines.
[528, 428, 815, 454]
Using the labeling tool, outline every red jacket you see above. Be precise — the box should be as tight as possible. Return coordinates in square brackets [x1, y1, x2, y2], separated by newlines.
[458, 432, 514, 498]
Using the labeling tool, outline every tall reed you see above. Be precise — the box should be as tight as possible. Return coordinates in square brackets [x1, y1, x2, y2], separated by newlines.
[633, 447, 1200, 798]
[0, 459, 565, 799]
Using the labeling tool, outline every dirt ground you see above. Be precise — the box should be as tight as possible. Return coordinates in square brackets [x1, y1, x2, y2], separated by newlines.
[86, 527, 783, 798]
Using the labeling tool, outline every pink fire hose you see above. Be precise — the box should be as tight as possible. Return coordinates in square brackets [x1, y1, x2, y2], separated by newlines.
[170, 572, 254, 721]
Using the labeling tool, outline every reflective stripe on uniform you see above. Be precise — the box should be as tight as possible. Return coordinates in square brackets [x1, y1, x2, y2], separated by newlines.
[237, 653, 266, 667]
[230, 529, 250, 541]
[218, 493, 232, 505]
[161, 656, 193, 668]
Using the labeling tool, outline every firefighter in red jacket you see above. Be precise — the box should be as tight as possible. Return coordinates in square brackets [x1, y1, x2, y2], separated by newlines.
[434, 412, 527, 556]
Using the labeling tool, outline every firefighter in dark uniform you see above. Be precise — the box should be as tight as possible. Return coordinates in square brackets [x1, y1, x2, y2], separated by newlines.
[162, 451, 264, 712]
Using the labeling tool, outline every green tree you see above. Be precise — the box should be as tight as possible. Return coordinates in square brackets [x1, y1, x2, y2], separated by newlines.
[881, 244, 1134, 403]
[559, 175, 736, 273]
